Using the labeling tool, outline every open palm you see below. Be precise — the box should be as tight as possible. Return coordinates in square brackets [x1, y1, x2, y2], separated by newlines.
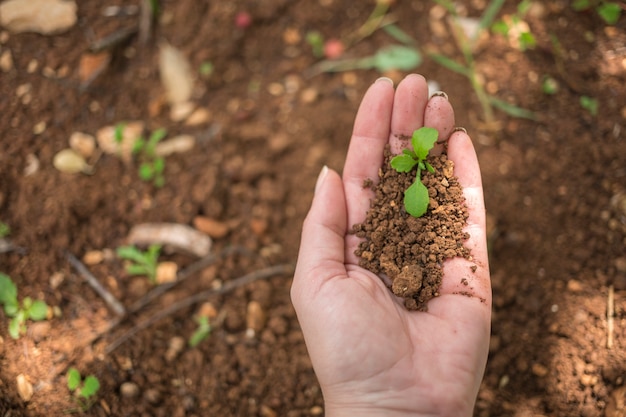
[291, 74, 491, 417]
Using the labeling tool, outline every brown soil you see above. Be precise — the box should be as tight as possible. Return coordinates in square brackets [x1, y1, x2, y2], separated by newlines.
[1, 1, 625, 416]
[353, 148, 471, 311]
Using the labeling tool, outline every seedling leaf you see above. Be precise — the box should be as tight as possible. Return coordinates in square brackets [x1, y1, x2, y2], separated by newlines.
[489, 96, 536, 120]
[383, 24, 416, 45]
[81, 376, 100, 399]
[28, 300, 48, 321]
[412, 127, 438, 160]
[0, 273, 17, 305]
[117, 246, 148, 264]
[390, 154, 418, 172]
[404, 181, 429, 218]
[189, 316, 212, 347]
[67, 368, 81, 391]
[371, 45, 422, 72]
[428, 53, 471, 77]
[9, 317, 20, 339]
[598, 3, 621, 25]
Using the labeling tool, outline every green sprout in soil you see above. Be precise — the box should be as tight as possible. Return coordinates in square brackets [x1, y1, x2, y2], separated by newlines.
[573, 0, 622, 25]
[132, 128, 167, 187]
[0, 273, 48, 339]
[580, 95, 599, 116]
[0, 221, 10, 238]
[199, 61, 214, 79]
[430, 0, 535, 125]
[67, 367, 100, 411]
[491, 0, 537, 51]
[116, 244, 161, 284]
[188, 315, 212, 347]
[305, 30, 325, 58]
[390, 127, 438, 218]
[541, 75, 559, 95]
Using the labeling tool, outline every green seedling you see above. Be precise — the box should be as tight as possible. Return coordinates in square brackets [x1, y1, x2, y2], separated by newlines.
[199, 61, 214, 78]
[312, 44, 422, 74]
[0, 273, 48, 339]
[67, 367, 100, 411]
[306, 31, 325, 58]
[430, 0, 535, 125]
[116, 244, 161, 284]
[390, 127, 438, 218]
[0, 222, 10, 238]
[491, 0, 536, 51]
[573, 0, 621, 25]
[580, 95, 598, 116]
[132, 128, 167, 187]
[541, 76, 559, 95]
[188, 315, 212, 347]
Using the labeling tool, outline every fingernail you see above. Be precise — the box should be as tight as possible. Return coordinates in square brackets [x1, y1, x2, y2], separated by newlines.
[453, 126, 468, 134]
[375, 77, 394, 86]
[430, 91, 448, 100]
[315, 165, 329, 194]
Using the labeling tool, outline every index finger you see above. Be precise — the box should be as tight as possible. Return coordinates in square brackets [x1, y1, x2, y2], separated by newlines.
[342, 77, 395, 230]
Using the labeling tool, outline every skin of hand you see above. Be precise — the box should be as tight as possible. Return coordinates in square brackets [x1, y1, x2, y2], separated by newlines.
[291, 74, 491, 417]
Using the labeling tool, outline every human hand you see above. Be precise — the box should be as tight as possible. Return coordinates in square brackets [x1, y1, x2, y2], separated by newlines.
[291, 74, 491, 417]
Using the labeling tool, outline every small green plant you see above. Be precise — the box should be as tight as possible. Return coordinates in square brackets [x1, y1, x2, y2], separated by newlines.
[430, 0, 535, 125]
[0, 222, 10, 238]
[116, 244, 161, 283]
[67, 367, 100, 411]
[390, 127, 438, 218]
[188, 315, 212, 347]
[132, 128, 167, 187]
[0, 273, 48, 339]
[491, 0, 536, 51]
[199, 61, 214, 78]
[573, 0, 622, 25]
[580, 95, 598, 116]
[305, 30, 325, 58]
[541, 75, 559, 95]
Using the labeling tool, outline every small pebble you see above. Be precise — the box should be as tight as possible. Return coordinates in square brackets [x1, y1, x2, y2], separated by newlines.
[193, 216, 229, 239]
[16, 374, 33, 401]
[155, 261, 178, 284]
[69, 132, 96, 158]
[246, 301, 266, 333]
[531, 363, 549, 377]
[165, 336, 185, 362]
[310, 405, 324, 415]
[566, 279, 583, 292]
[0, 49, 13, 72]
[185, 107, 212, 126]
[144, 388, 161, 404]
[82, 250, 104, 265]
[120, 381, 139, 398]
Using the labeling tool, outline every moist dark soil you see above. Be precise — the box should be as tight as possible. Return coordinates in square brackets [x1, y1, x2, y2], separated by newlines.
[1, 1, 625, 416]
[353, 148, 470, 311]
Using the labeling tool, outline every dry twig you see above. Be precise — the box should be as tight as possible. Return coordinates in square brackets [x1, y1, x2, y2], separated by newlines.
[105, 263, 294, 354]
[607, 285, 614, 349]
[128, 246, 250, 314]
[66, 251, 126, 316]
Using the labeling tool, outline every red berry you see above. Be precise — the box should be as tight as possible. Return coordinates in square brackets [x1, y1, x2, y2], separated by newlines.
[323, 39, 344, 59]
[235, 11, 252, 29]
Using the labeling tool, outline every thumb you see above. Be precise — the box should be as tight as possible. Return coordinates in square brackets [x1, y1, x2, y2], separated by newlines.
[292, 166, 348, 303]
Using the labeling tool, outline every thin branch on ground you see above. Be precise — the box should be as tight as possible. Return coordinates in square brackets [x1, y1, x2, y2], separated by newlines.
[607, 285, 614, 349]
[65, 251, 126, 316]
[128, 246, 251, 314]
[105, 263, 294, 354]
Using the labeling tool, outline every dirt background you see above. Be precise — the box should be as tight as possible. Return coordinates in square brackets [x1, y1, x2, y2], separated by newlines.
[0, 0, 625, 416]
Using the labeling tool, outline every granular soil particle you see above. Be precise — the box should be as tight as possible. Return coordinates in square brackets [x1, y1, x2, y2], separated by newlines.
[353, 146, 470, 311]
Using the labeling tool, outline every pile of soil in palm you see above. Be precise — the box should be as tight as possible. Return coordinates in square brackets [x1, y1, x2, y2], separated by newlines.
[352, 146, 471, 311]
